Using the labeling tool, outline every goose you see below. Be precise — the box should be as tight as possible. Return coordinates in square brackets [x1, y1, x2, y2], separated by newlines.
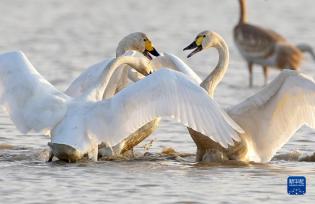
[0, 51, 243, 162]
[182, 31, 315, 163]
[65, 32, 161, 157]
[234, 0, 315, 87]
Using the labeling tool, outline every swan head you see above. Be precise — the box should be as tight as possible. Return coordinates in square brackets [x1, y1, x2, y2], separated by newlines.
[116, 32, 160, 60]
[183, 31, 222, 58]
[131, 56, 154, 76]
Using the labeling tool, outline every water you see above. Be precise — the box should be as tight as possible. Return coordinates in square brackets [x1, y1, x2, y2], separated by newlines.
[0, 0, 315, 203]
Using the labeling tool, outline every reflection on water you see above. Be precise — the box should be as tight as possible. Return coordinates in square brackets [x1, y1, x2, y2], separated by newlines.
[0, 0, 315, 203]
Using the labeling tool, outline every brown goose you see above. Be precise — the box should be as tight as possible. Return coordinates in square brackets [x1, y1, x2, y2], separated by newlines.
[234, 0, 305, 87]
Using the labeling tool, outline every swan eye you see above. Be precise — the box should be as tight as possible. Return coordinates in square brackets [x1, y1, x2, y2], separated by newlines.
[144, 39, 147, 42]
[203, 35, 206, 37]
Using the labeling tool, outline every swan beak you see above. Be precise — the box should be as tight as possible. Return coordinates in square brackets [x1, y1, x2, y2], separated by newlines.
[143, 47, 160, 60]
[143, 39, 160, 60]
[183, 41, 203, 58]
[149, 47, 160, 57]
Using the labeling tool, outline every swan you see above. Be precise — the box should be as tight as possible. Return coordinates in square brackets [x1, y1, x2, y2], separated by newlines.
[234, 0, 315, 87]
[182, 31, 315, 163]
[0, 51, 243, 162]
[64, 32, 162, 157]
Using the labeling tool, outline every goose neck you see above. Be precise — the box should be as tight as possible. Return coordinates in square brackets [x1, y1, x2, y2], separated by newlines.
[239, 0, 247, 24]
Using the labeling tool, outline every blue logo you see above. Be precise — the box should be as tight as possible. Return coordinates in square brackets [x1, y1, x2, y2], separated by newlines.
[287, 176, 306, 195]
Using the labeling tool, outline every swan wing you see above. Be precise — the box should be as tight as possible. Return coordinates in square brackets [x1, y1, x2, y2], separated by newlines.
[228, 70, 315, 162]
[87, 69, 243, 148]
[0, 51, 68, 133]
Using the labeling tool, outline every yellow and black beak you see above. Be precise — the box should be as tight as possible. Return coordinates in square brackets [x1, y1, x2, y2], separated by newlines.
[143, 39, 160, 60]
[183, 36, 204, 58]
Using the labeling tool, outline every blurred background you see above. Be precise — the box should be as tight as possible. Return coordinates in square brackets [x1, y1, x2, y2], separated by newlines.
[0, 0, 315, 203]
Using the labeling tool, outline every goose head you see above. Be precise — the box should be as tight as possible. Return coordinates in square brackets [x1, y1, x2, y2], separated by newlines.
[183, 31, 222, 58]
[116, 32, 160, 60]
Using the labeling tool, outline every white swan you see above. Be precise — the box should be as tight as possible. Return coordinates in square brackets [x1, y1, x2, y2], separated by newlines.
[64, 32, 162, 157]
[126, 31, 315, 163]
[0, 51, 243, 162]
[180, 31, 315, 163]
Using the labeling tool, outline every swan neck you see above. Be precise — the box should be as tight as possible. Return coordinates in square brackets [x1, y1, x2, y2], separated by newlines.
[84, 56, 138, 100]
[239, 0, 247, 24]
[100, 57, 136, 94]
[201, 38, 229, 97]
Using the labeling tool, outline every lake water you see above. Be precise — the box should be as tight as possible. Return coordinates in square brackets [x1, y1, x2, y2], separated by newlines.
[0, 0, 315, 203]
